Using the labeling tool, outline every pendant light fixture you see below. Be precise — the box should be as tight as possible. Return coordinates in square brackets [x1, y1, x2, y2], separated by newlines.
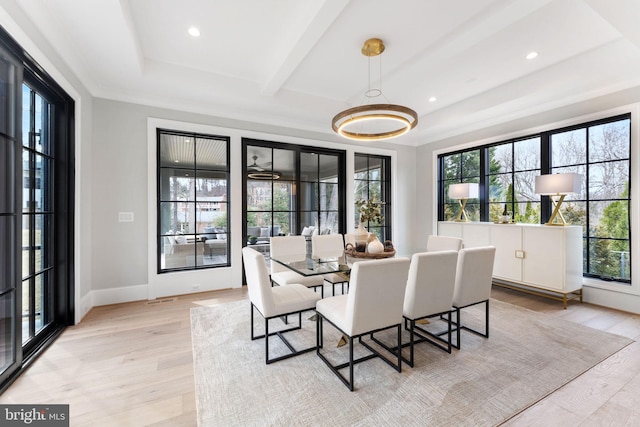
[332, 38, 418, 141]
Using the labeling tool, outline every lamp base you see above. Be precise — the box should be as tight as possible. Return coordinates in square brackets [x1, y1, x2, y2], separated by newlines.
[454, 199, 470, 222]
[545, 194, 569, 226]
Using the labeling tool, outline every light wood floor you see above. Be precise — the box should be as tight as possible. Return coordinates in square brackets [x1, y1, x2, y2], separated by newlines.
[1, 286, 639, 426]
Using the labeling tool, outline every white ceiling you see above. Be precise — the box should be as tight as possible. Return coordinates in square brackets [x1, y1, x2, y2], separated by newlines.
[13, 0, 640, 146]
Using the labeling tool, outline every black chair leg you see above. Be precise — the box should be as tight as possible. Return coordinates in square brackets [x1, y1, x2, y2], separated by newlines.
[456, 307, 461, 349]
[453, 300, 490, 349]
[265, 317, 270, 364]
[348, 337, 354, 391]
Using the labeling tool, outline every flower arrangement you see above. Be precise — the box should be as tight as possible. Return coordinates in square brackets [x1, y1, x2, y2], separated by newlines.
[355, 198, 384, 224]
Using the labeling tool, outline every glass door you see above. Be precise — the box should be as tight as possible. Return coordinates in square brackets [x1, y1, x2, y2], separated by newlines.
[0, 42, 22, 387]
[300, 152, 342, 234]
[0, 26, 74, 394]
[243, 139, 346, 260]
[21, 84, 55, 350]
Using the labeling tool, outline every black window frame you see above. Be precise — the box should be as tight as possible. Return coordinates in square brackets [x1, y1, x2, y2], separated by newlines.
[242, 138, 347, 246]
[156, 128, 231, 273]
[0, 24, 75, 393]
[547, 115, 632, 282]
[437, 113, 631, 284]
[354, 153, 392, 242]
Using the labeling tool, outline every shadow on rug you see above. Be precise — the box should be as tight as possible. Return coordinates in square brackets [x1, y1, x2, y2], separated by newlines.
[191, 299, 632, 426]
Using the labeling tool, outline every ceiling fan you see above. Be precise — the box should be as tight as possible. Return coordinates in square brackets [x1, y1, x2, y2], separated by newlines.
[247, 155, 272, 172]
[247, 155, 280, 179]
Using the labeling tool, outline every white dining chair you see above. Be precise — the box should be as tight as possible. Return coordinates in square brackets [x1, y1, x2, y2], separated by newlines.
[315, 257, 410, 391]
[451, 246, 496, 349]
[311, 234, 349, 295]
[242, 247, 321, 364]
[270, 235, 325, 296]
[426, 234, 463, 252]
[370, 250, 458, 367]
[402, 250, 458, 365]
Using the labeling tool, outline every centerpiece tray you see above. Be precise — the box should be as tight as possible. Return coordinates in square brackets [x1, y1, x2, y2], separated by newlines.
[345, 241, 396, 259]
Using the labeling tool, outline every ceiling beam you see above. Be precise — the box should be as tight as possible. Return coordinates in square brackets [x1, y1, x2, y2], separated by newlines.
[261, 0, 348, 96]
[584, 0, 640, 50]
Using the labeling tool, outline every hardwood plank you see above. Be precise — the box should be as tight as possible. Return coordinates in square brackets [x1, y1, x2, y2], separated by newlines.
[1, 286, 638, 426]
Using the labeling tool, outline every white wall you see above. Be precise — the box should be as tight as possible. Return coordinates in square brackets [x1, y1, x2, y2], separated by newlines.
[0, 0, 421, 320]
[91, 99, 419, 305]
[6, 0, 640, 319]
[417, 101, 640, 314]
[0, 2, 95, 323]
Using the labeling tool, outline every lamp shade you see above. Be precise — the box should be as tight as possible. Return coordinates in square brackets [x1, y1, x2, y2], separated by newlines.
[534, 173, 582, 195]
[448, 183, 479, 199]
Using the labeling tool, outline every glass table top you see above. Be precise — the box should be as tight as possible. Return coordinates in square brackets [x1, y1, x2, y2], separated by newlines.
[270, 255, 351, 277]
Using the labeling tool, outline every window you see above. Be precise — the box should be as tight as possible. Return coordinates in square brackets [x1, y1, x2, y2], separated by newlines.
[157, 129, 230, 272]
[243, 139, 346, 257]
[487, 137, 541, 223]
[440, 150, 481, 222]
[1, 26, 74, 392]
[21, 84, 55, 345]
[437, 114, 631, 284]
[549, 117, 631, 281]
[354, 154, 391, 242]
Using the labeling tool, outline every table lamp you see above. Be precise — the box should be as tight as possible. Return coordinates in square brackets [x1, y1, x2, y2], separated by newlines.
[534, 173, 582, 226]
[449, 183, 479, 222]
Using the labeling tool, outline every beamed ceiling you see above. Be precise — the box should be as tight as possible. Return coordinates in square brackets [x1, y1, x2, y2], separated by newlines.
[10, 0, 640, 146]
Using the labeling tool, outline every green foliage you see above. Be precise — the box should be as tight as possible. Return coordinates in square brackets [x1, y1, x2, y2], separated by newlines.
[600, 183, 629, 241]
[211, 212, 227, 228]
[590, 183, 630, 279]
[521, 200, 539, 224]
[355, 198, 384, 224]
[247, 184, 291, 232]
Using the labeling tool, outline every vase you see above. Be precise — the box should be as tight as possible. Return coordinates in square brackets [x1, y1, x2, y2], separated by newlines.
[353, 224, 368, 252]
[367, 236, 384, 254]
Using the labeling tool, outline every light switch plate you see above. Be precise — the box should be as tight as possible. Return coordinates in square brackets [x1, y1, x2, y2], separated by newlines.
[515, 250, 525, 259]
[119, 212, 134, 222]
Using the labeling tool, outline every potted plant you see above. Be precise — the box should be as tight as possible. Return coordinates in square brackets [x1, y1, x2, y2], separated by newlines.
[248, 235, 258, 245]
[354, 198, 384, 252]
[355, 198, 384, 225]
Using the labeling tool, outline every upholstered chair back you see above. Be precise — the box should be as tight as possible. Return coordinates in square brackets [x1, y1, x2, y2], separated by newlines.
[270, 236, 307, 274]
[345, 257, 410, 336]
[404, 251, 458, 319]
[453, 246, 496, 308]
[426, 235, 463, 252]
[311, 234, 345, 260]
[242, 247, 275, 316]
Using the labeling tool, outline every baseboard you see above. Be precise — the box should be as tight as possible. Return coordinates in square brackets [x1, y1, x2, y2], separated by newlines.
[583, 286, 640, 314]
[78, 292, 93, 322]
[90, 284, 149, 307]
[82, 279, 239, 315]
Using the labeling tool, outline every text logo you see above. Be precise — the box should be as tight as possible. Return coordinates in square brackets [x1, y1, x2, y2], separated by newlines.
[1, 405, 69, 426]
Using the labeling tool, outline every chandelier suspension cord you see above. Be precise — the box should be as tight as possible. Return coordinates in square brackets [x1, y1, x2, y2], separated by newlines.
[331, 37, 418, 141]
[377, 52, 381, 97]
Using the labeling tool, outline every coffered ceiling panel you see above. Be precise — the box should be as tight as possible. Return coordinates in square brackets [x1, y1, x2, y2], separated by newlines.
[10, 0, 640, 146]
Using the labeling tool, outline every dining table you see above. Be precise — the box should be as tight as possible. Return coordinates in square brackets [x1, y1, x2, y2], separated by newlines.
[270, 255, 351, 278]
[270, 254, 352, 346]
[270, 248, 432, 340]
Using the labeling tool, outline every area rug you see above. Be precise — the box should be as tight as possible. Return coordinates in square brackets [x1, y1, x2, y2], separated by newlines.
[191, 299, 633, 426]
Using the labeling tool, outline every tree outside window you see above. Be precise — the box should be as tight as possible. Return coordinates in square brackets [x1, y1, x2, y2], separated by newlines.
[437, 114, 630, 284]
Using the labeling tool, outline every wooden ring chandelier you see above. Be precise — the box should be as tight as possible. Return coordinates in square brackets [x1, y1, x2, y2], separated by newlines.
[332, 38, 418, 141]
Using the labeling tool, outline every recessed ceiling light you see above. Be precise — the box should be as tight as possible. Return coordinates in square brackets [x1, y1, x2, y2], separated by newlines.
[188, 27, 200, 37]
[429, 96, 437, 103]
[526, 51, 538, 60]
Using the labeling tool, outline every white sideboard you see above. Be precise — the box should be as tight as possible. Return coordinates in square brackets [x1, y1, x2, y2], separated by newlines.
[438, 221, 583, 307]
